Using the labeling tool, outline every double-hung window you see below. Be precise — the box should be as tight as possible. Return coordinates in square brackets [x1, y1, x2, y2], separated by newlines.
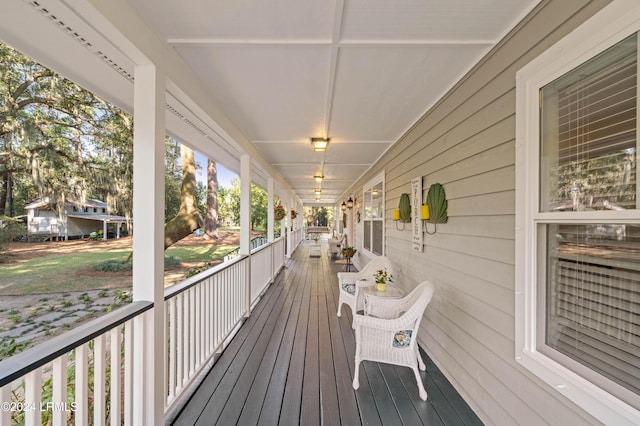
[363, 172, 384, 256]
[516, 2, 640, 423]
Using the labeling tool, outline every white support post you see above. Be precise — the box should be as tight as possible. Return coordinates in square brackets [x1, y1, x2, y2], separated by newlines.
[132, 64, 165, 425]
[286, 196, 291, 258]
[267, 178, 274, 243]
[240, 154, 251, 314]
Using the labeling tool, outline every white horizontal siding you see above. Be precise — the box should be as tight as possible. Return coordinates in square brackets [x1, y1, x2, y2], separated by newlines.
[345, 0, 614, 424]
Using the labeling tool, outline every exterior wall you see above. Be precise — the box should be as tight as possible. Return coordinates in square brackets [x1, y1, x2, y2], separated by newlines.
[67, 217, 101, 237]
[27, 210, 60, 235]
[343, 1, 613, 424]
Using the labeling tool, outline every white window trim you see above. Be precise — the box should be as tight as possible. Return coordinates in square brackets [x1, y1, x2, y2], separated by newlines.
[362, 170, 385, 257]
[515, 0, 640, 424]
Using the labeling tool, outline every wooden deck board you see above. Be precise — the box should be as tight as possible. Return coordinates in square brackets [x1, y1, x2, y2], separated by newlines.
[170, 240, 483, 425]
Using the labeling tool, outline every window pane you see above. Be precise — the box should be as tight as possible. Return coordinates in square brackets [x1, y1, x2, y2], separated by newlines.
[364, 221, 371, 251]
[544, 223, 640, 403]
[364, 189, 373, 219]
[372, 221, 383, 255]
[372, 183, 383, 218]
[540, 34, 638, 212]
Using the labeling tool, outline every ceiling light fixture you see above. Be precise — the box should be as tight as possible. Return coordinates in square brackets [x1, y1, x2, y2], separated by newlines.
[314, 188, 322, 194]
[311, 137, 330, 152]
[314, 175, 324, 183]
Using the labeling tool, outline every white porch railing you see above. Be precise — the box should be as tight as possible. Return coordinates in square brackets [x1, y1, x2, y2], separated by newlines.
[250, 235, 286, 308]
[164, 254, 249, 413]
[0, 238, 287, 425]
[288, 228, 304, 257]
[0, 301, 152, 426]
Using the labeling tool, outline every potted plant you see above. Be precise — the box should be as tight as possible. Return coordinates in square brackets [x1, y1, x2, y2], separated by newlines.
[341, 246, 356, 271]
[291, 209, 297, 219]
[274, 205, 286, 221]
[373, 268, 393, 292]
[341, 246, 356, 260]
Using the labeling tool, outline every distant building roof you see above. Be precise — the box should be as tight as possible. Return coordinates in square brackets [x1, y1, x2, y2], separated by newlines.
[67, 214, 127, 222]
[25, 197, 108, 210]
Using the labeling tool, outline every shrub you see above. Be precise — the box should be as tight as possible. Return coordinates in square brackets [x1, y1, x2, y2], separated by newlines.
[94, 259, 132, 272]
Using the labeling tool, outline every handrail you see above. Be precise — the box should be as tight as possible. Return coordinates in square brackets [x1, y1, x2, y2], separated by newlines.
[0, 301, 153, 387]
[164, 254, 249, 300]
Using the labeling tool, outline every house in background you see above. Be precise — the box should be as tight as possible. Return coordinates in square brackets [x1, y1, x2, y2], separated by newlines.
[25, 197, 127, 240]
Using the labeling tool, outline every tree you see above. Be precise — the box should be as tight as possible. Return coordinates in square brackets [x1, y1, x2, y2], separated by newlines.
[163, 145, 203, 249]
[164, 137, 182, 219]
[0, 42, 134, 221]
[204, 159, 219, 239]
[250, 184, 267, 231]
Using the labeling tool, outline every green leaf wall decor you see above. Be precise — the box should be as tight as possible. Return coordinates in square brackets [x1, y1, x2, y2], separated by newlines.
[399, 193, 411, 223]
[426, 183, 448, 224]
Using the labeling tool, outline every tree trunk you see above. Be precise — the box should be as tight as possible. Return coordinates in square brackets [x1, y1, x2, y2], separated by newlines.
[205, 159, 219, 239]
[0, 173, 7, 215]
[164, 145, 203, 249]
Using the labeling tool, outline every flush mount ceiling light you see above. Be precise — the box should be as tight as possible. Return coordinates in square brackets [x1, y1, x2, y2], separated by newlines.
[314, 175, 324, 183]
[314, 188, 322, 195]
[311, 137, 330, 152]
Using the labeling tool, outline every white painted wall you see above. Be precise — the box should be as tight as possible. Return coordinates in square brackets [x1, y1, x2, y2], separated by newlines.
[342, 1, 615, 424]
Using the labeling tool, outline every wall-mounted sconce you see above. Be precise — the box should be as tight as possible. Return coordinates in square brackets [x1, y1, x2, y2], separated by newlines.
[394, 193, 411, 231]
[341, 200, 347, 212]
[423, 183, 448, 235]
[314, 175, 324, 183]
[346, 195, 354, 209]
[311, 137, 330, 152]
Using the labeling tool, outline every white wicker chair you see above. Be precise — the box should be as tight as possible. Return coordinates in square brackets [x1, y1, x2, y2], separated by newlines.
[336, 256, 394, 319]
[329, 233, 345, 258]
[352, 281, 435, 401]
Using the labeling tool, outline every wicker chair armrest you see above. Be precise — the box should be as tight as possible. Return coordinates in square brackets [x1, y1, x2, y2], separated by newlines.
[353, 311, 418, 331]
[337, 271, 368, 284]
[355, 279, 376, 288]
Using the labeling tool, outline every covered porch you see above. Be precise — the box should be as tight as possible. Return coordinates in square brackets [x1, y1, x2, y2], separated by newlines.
[170, 239, 480, 425]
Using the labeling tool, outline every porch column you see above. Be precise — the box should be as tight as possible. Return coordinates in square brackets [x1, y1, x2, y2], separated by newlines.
[132, 64, 165, 424]
[240, 154, 251, 255]
[103, 220, 108, 240]
[286, 196, 292, 258]
[240, 154, 251, 315]
[267, 177, 274, 243]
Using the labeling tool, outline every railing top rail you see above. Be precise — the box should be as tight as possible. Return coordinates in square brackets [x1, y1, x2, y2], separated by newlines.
[251, 242, 271, 255]
[0, 301, 153, 388]
[164, 254, 249, 300]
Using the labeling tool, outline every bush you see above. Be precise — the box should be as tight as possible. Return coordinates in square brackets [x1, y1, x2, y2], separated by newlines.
[164, 256, 181, 266]
[94, 259, 132, 272]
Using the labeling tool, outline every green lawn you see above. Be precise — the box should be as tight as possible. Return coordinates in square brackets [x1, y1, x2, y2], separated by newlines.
[0, 244, 237, 295]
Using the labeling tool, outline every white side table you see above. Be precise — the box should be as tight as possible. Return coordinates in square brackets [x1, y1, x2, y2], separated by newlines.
[362, 284, 404, 316]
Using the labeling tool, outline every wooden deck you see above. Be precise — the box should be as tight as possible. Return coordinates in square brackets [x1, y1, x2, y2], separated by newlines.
[169, 240, 483, 425]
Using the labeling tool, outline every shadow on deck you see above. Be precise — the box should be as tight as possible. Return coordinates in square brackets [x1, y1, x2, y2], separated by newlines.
[169, 239, 483, 425]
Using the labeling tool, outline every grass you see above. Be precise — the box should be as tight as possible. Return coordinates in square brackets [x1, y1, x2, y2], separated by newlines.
[0, 244, 237, 295]
[165, 244, 235, 262]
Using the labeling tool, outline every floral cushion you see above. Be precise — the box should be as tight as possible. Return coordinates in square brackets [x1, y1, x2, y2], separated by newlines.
[341, 283, 356, 295]
[393, 330, 412, 348]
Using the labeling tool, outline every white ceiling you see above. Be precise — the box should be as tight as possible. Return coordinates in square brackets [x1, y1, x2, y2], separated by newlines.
[3, 0, 540, 206]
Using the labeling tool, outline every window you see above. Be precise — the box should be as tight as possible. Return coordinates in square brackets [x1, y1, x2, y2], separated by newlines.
[516, 2, 640, 423]
[363, 172, 384, 256]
